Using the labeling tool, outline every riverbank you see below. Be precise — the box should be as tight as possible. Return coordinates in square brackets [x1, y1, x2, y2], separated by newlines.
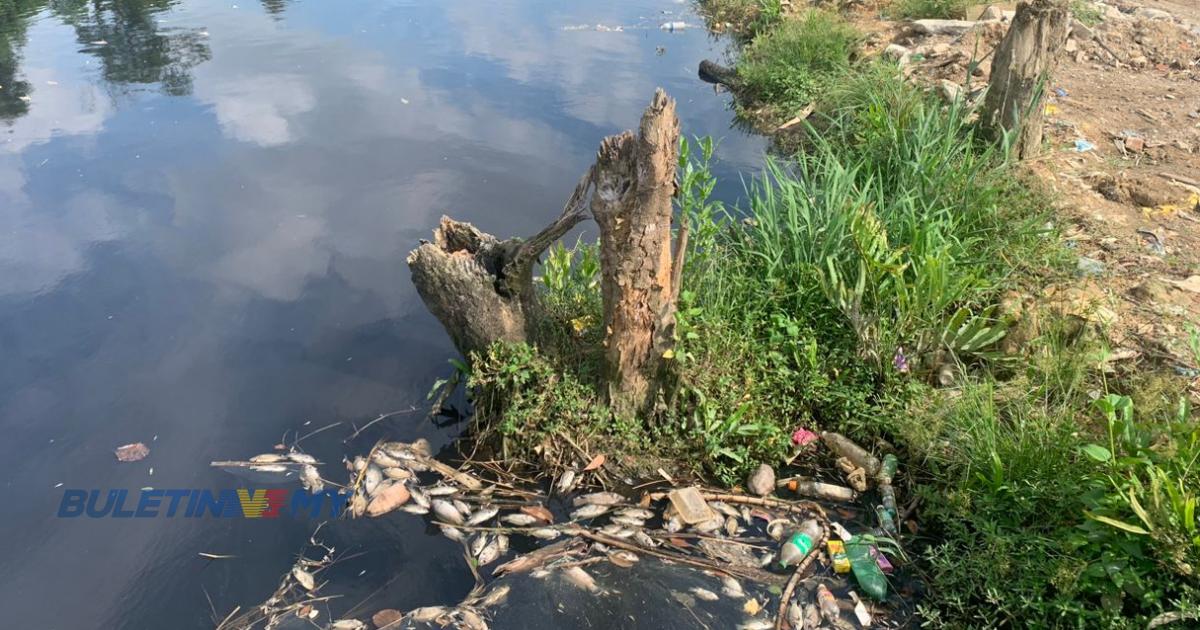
[449, 1, 1199, 628]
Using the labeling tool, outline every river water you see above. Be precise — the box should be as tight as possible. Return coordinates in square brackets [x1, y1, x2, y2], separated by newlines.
[0, 0, 764, 627]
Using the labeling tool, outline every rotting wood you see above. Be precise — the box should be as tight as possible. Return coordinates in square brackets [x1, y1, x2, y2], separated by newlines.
[979, 0, 1069, 159]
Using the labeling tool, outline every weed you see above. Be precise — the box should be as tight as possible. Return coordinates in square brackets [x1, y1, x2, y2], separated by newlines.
[735, 10, 859, 114]
[887, 0, 971, 20]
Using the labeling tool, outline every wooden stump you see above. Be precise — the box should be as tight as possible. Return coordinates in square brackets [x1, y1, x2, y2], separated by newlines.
[979, 0, 1069, 159]
[408, 90, 683, 418]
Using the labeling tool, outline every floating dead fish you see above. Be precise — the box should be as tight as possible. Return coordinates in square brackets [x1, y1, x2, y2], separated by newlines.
[710, 501, 740, 517]
[476, 539, 501, 566]
[611, 528, 636, 539]
[470, 534, 490, 557]
[616, 507, 654, 520]
[501, 513, 538, 526]
[737, 620, 773, 630]
[381, 443, 418, 460]
[561, 566, 599, 592]
[690, 587, 719, 601]
[570, 504, 610, 520]
[114, 442, 150, 462]
[401, 504, 430, 515]
[410, 438, 431, 458]
[633, 530, 658, 548]
[611, 515, 645, 528]
[530, 528, 560, 540]
[409, 486, 431, 508]
[520, 504, 554, 523]
[349, 492, 367, 517]
[600, 524, 624, 536]
[466, 505, 499, 526]
[556, 470, 577, 494]
[249, 464, 288, 473]
[477, 584, 510, 608]
[371, 451, 402, 468]
[329, 620, 366, 630]
[721, 576, 745, 598]
[408, 606, 449, 622]
[457, 608, 489, 630]
[433, 500, 464, 525]
[426, 484, 458, 496]
[440, 525, 465, 542]
[725, 516, 740, 537]
[530, 568, 551, 579]
[287, 452, 316, 464]
[250, 453, 286, 463]
[573, 491, 625, 507]
[665, 515, 683, 533]
[383, 466, 412, 481]
[352, 456, 367, 472]
[609, 550, 638, 567]
[453, 499, 472, 517]
[300, 465, 323, 493]
[767, 519, 789, 541]
[496, 534, 509, 556]
[292, 566, 316, 591]
[364, 466, 383, 496]
[366, 482, 410, 517]
[692, 516, 723, 533]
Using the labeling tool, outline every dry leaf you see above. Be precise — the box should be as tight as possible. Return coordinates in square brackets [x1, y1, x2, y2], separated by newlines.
[114, 442, 149, 462]
[582, 453, 606, 472]
[520, 504, 554, 524]
[292, 566, 316, 591]
[743, 598, 761, 615]
[366, 483, 411, 517]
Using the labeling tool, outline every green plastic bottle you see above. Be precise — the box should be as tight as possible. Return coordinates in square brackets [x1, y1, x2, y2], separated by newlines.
[845, 537, 889, 601]
[778, 519, 822, 568]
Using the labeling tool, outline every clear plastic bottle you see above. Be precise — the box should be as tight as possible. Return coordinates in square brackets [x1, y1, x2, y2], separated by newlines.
[778, 519, 822, 568]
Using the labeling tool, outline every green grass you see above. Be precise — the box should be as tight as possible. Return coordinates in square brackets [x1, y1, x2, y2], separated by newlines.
[698, 0, 783, 38]
[887, 0, 972, 20]
[734, 10, 859, 115]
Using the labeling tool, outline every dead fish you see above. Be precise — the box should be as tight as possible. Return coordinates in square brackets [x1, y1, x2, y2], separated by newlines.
[555, 470, 577, 494]
[466, 505, 499, 526]
[710, 501, 740, 517]
[363, 466, 383, 496]
[470, 534, 490, 557]
[457, 608, 489, 630]
[530, 528, 560, 540]
[371, 451, 402, 468]
[329, 620, 366, 630]
[439, 525, 465, 542]
[401, 504, 430, 515]
[250, 453, 286, 463]
[476, 539, 501, 566]
[530, 568, 551, 579]
[738, 620, 773, 630]
[721, 576, 745, 598]
[495, 534, 509, 556]
[616, 508, 654, 520]
[725, 516, 740, 537]
[665, 515, 683, 533]
[292, 566, 316, 591]
[692, 516, 723, 533]
[349, 492, 367, 517]
[432, 499, 464, 525]
[501, 513, 538, 526]
[352, 456, 367, 472]
[611, 515, 645, 528]
[287, 452, 317, 464]
[803, 604, 821, 629]
[381, 443, 417, 460]
[690, 587, 719, 602]
[426, 484, 458, 496]
[633, 530, 658, 548]
[300, 465, 324, 493]
[561, 566, 599, 592]
[611, 528, 636, 539]
[477, 584, 510, 608]
[383, 466, 412, 481]
[409, 486, 431, 508]
[787, 602, 804, 629]
[609, 550, 639, 567]
[572, 492, 625, 507]
[249, 464, 288, 473]
[766, 519, 788, 541]
[410, 438, 431, 458]
[740, 506, 753, 524]
[408, 606, 449, 622]
[570, 504, 610, 520]
[600, 524, 624, 536]
[453, 499, 472, 517]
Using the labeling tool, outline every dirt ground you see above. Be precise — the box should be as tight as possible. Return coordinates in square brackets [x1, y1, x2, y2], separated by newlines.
[851, 1, 1200, 381]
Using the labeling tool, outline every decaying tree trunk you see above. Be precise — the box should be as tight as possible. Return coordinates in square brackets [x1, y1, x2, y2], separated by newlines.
[980, 0, 1069, 159]
[591, 90, 680, 418]
[407, 90, 682, 416]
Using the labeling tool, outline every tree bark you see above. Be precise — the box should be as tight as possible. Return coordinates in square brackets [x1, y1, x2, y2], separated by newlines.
[980, 0, 1069, 159]
[591, 89, 680, 418]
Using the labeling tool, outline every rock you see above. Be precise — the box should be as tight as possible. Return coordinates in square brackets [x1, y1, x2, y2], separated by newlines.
[1070, 20, 1093, 40]
[1064, 38, 1078, 53]
[1130, 278, 1169, 303]
[938, 80, 964, 102]
[1134, 7, 1172, 21]
[1129, 54, 1148, 68]
[1123, 136, 1145, 153]
[883, 43, 911, 64]
[747, 464, 775, 496]
[910, 19, 977, 36]
[1077, 256, 1106, 277]
[372, 609, 404, 628]
[1124, 180, 1169, 207]
[979, 6, 1003, 21]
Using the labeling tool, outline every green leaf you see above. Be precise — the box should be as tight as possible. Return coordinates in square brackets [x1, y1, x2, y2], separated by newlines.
[1081, 444, 1112, 462]
[1086, 512, 1150, 535]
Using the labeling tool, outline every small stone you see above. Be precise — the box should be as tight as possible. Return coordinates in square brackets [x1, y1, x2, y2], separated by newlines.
[883, 43, 911, 65]
[372, 609, 404, 628]
[1134, 7, 1172, 21]
[1124, 136, 1145, 153]
[938, 80, 963, 102]
[979, 6, 1003, 21]
[1129, 54, 1148, 68]
[1064, 38, 1078, 53]
[909, 19, 977, 37]
[1071, 21, 1094, 40]
[1077, 256, 1106, 277]
[747, 464, 775, 497]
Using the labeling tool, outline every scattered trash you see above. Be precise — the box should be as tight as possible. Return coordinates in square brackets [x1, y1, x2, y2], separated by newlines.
[667, 486, 713, 524]
[850, 590, 873, 626]
[114, 442, 150, 462]
[659, 21, 688, 31]
[846, 536, 889, 600]
[778, 519, 822, 567]
[828, 539, 851, 573]
[822, 432, 880, 476]
[1074, 139, 1096, 152]
[791, 426, 819, 447]
[1054, 87, 1068, 98]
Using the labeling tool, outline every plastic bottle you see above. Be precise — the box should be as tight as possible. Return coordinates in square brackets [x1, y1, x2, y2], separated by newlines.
[845, 537, 889, 601]
[878, 454, 898, 483]
[822, 431, 881, 476]
[815, 583, 840, 622]
[875, 504, 896, 534]
[778, 519, 822, 568]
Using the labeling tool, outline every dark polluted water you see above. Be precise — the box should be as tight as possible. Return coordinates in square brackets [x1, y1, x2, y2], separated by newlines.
[0, 0, 765, 627]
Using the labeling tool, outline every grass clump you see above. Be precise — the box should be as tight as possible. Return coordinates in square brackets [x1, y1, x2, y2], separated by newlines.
[698, 0, 783, 38]
[735, 10, 859, 114]
[887, 0, 972, 19]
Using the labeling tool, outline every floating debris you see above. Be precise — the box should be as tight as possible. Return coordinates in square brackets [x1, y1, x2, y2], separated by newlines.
[114, 442, 149, 462]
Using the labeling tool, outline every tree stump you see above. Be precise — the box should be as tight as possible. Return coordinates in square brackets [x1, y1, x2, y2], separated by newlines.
[407, 90, 682, 418]
[979, 0, 1069, 159]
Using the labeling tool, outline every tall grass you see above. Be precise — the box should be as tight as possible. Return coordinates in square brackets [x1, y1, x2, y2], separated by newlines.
[735, 10, 859, 113]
